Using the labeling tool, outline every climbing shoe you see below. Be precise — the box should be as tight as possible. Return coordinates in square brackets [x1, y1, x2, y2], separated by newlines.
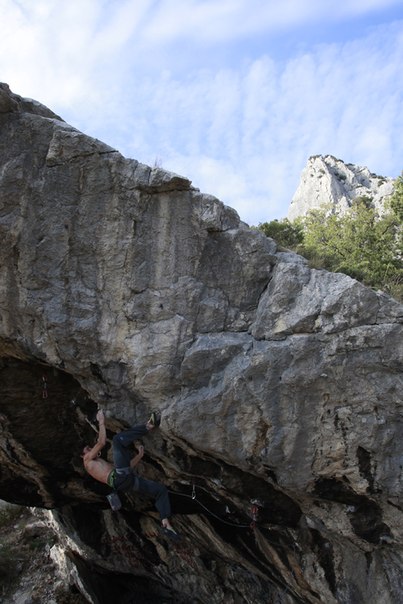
[160, 526, 181, 543]
[148, 411, 161, 428]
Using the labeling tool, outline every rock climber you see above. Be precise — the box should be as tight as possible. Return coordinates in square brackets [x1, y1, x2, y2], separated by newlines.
[81, 409, 180, 541]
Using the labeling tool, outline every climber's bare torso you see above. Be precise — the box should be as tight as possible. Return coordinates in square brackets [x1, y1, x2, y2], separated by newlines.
[83, 450, 114, 485]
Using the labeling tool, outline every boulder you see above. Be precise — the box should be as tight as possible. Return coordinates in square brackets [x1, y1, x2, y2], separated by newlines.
[0, 83, 402, 604]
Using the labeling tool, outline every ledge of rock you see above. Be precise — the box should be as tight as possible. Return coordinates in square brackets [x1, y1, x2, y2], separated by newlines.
[0, 83, 402, 604]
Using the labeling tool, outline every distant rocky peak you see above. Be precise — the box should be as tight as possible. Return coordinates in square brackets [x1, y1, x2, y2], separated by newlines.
[287, 154, 394, 220]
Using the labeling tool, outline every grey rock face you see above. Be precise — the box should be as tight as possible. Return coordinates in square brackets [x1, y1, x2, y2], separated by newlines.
[287, 154, 395, 220]
[0, 83, 402, 604]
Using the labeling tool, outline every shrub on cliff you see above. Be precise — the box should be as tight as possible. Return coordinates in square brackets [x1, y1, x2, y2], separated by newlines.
[257, 218, 304, 248]
[258, 179, 402, 300]
[390, 172, 403, 222]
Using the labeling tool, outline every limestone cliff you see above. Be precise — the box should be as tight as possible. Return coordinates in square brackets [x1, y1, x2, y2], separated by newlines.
[0, 83, 402, 604]
[287, 155, 395, 220]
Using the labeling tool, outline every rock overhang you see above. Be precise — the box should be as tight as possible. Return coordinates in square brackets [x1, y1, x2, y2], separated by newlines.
[0, 82, 402, 604]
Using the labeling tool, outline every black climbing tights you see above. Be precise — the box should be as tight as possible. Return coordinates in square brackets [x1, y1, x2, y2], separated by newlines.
[112, 424, 171, 520]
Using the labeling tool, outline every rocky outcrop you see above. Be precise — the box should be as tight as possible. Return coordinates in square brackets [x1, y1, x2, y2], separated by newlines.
[287, 155, 395, 220]
[0, 83, 402, 604]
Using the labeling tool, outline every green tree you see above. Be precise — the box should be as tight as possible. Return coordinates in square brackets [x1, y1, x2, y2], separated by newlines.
[257, 175, 402, 300]
[258, 218, 304, 248]
[299, 198, 402, 297]
[390, 172, 403, 222]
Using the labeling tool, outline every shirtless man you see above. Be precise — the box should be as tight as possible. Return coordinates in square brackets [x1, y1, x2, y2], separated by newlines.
[82, 409, 179, 540]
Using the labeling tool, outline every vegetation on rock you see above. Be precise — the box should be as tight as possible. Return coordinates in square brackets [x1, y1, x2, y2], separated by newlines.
[259, 175, 403, 301]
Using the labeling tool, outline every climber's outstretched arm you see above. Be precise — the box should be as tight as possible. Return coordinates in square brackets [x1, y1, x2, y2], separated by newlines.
[83, 409, 106, 461]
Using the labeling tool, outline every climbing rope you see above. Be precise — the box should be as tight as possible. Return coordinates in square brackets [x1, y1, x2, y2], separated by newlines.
[169, 484, 303, 601]
[169, 483, 254, 529]
[169, 483, 299, 551]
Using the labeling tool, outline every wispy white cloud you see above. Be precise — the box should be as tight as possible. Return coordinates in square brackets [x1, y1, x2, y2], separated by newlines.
[142, 0, 403, 44]
[118, 23, 403, 222]
[0, 0, 402, 223]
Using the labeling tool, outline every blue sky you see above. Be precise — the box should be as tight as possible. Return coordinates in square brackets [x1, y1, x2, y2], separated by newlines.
[0, 0, 402, 224]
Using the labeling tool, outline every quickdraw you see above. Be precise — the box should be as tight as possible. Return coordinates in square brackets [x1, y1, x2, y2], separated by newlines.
[180, 484, 264, 531]
[174, 483, 250, 528]
[42, 375, 48, 399]
[249, 499, 263, 530]
[250, 504, 259, 529]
